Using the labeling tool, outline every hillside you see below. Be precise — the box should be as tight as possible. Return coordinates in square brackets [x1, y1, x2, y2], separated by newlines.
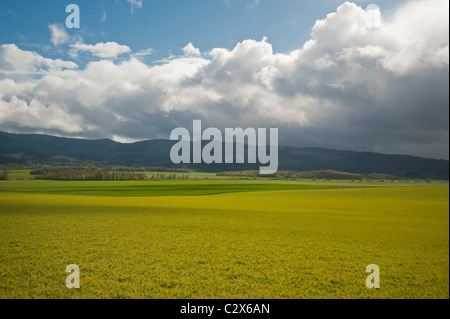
[0, 131, 448, 179]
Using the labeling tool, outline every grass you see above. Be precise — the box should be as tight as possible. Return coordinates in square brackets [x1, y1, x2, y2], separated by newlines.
[0, 179, 448, 299]
[0, 180, 338, 197]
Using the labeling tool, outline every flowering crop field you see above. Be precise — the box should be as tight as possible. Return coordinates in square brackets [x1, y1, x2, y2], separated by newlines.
[0, 181, 448, 299]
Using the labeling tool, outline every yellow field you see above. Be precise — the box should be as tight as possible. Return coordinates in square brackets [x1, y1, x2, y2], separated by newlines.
[0, 186, 448, 299]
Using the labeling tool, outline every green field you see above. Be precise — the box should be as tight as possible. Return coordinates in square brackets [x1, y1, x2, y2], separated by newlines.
[0, 179, 448, 299]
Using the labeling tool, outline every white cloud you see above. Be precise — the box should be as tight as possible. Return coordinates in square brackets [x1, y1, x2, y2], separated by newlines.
[126, 0, 143, 12]
[131, 48, 154, 59]
[380, 0, 449, 74]
[111, 135, 140, 143]
[70, 42, 131, 59]
[0, 0, 448, 159]
[182, 43, 201, 56]
[0, 93, 82, 133]
[49, 24, 69, 46]
[0, 44, 77, 74]
[101, 9, 107, 23]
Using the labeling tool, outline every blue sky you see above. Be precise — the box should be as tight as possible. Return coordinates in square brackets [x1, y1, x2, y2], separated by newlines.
[1, 0, 407, 61]
[0, 0, 448, 159]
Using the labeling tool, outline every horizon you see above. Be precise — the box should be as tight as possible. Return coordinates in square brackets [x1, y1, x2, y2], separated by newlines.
[1, 129, 449, 161]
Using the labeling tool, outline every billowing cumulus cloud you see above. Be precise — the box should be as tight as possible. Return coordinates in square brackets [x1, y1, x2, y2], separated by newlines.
[0, 1, 448, 159]
[182, 43, 201, 57]
[0, 44, 78, 74]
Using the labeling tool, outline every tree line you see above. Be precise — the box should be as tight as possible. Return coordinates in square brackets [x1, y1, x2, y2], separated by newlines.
[0, 169, 7, 180]
[31, 167, 146, 181]
[29, 167, 191, 181]
[217, 170, 403, 181]
[149, 173, 189, 180]
[106, 166, 190, 173]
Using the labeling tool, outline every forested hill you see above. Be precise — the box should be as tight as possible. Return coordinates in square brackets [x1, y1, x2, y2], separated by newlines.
[0, 131, 448, 179]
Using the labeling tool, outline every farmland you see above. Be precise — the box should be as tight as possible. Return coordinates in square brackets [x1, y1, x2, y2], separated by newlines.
[0, 178, 448, 299]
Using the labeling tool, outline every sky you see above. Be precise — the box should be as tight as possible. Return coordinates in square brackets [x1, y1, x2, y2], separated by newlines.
[0, 0, 449, 159]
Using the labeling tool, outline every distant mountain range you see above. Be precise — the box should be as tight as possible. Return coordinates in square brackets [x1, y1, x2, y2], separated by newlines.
[0, 131, 448, 179]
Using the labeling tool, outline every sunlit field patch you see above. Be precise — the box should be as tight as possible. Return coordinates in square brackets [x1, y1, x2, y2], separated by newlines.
[0, 182, 448, 299]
